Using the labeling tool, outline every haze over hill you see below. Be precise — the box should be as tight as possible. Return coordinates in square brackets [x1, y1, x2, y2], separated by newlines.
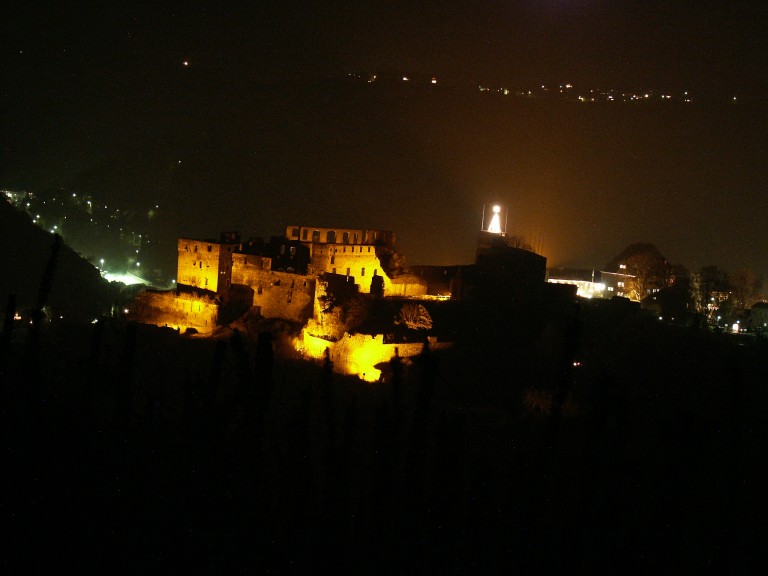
[3, 78, 767, 281]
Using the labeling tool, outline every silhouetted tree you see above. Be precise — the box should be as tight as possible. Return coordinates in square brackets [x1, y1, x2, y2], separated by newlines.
[729, 269, 763, 310]
[606, 243, 671, 301]
[395, 303, 433, 330]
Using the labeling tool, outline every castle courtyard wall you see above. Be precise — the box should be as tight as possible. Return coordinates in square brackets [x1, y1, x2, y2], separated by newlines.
[129, 290, 219, 334]
[300, 330, 451, 381]
[232, 254, 315, 323]
[177, 238, 236, 293]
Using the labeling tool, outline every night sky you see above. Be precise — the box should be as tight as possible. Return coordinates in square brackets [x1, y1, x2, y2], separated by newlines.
[3, 1, 768, 280]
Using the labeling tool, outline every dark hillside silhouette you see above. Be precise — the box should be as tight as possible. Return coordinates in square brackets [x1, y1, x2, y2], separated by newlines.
[2, 277, 766, 573]
[0, 198, 122, 322]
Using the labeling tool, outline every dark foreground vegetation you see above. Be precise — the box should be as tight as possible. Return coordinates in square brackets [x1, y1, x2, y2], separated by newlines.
[2, 295, 767, 574]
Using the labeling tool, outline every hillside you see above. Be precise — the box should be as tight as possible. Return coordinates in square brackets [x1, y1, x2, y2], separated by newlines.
[0, 198, 122, 322]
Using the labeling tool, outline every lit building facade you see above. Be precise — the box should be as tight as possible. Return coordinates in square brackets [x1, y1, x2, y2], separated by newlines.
[177, 237, 238, 293]
[285, 225, 405, 295]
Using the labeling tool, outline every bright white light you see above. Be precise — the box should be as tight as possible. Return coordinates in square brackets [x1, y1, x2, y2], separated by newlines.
[402, 76, 409, 81]
[487, 205, 502, 234]
[103, 271, 150, 286]
[732, 323, 740, 333]
[431, 78, 437, 84]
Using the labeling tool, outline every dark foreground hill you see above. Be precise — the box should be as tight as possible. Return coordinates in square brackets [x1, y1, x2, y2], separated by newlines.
[2, 295, 767, 574]
[0, 198, 122, 322]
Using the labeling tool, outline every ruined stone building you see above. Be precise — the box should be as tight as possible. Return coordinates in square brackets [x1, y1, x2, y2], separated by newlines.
[130, 222, 548, 380]
[131, 225, 428, 334]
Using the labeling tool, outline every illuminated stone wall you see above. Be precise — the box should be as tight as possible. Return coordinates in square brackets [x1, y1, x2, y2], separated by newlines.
[285, 225, 395, 248]
[129, 289, 219, 334]
[389, 274, 429, 297]
[177, 238, 236, 293]
[309, 244, 394, 294]
[299, 330, 451, 381]
[232, 253, 315, 323]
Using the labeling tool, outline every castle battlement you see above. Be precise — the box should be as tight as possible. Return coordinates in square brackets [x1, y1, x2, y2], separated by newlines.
[285, 225, 395, 247]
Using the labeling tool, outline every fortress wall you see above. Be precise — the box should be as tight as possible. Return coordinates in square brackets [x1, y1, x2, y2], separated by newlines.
[300, 331, 450, 381]
[177, 238, 235, 293]
[388, 276, 428, 297]
[232, 259, 315, 323]
[129, 290, 218, 334]
[309, 245, 395, 294]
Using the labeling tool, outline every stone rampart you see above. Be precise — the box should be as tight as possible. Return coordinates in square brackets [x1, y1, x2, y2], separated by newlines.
[129, 289, 218, 334]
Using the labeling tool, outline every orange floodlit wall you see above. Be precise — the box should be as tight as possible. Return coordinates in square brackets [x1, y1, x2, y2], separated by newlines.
[308, 244, 394, 293]
[129, 290, 219, 334]
[231, 253, 316, 323]
[298, 330, 450, 381]
[177, 238, 236, 293]
[286, 225, 395, 248]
